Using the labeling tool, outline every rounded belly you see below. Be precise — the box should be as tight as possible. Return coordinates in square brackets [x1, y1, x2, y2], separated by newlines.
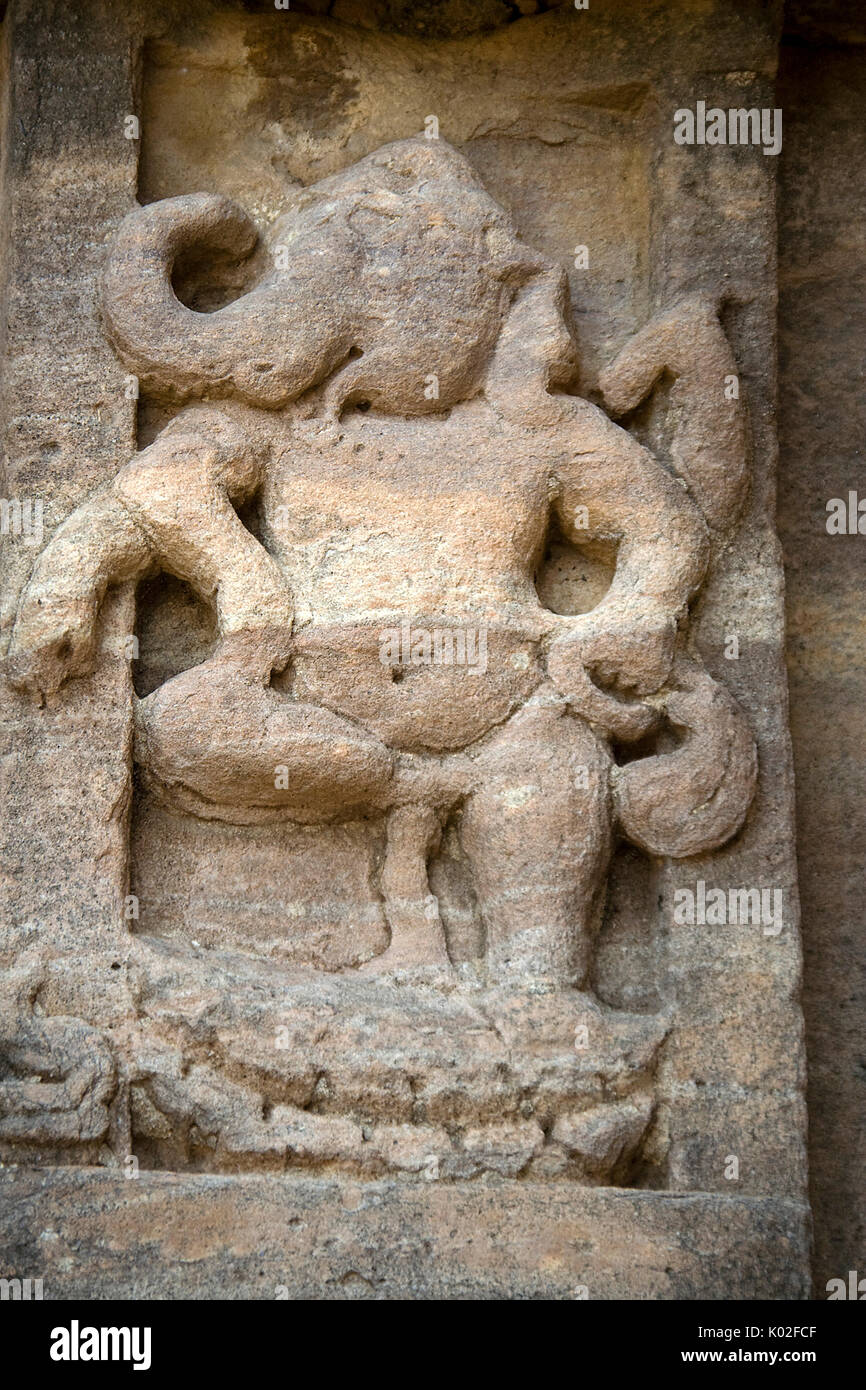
[283, 621, 543, 752]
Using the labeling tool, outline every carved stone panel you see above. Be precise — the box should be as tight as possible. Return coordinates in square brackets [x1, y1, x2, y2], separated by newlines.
[0, 0, 810, 1299]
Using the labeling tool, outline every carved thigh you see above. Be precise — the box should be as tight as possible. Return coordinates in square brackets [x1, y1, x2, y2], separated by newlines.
[134, 658, 395, 818]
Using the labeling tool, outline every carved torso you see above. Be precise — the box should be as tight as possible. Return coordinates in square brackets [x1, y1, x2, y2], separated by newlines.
[262, 399, 552, 630]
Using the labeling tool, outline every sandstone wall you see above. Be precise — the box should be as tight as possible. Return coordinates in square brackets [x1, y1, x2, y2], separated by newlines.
[0, 0, 861, 1301]
[778, 0, 866, 1296]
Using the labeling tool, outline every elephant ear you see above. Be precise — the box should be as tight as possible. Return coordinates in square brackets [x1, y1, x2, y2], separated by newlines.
[101, 193, 357, 407]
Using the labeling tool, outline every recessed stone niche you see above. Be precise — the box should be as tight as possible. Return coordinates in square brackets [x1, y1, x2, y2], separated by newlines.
[0, 0, 810, 1299]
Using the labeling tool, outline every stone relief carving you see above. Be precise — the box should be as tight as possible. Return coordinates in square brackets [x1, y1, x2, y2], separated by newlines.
[5, 138, 757, 1181]
[0, 951, 119, 1164]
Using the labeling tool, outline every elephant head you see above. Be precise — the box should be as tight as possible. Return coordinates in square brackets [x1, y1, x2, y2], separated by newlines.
[102, 137, 549, 415]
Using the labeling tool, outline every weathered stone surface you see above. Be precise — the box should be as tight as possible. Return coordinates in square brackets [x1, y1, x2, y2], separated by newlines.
[0, 1167, 811, 1300]
[777, 11, 866, 1295]
[0, 0, 823, 1299]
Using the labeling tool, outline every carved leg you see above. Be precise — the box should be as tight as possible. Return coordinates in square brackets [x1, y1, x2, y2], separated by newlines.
[461, 700, 612, 990]
[361, 804, 451, 975]
[135, 656, 395, 819]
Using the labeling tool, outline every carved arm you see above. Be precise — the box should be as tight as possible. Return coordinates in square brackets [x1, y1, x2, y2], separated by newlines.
[8, 407, 292, 697]
[547, 398, 709, 702]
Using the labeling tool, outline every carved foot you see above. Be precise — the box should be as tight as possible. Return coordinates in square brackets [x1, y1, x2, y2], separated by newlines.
[359, 893, 452, 982]
[362, 804, 453, 979]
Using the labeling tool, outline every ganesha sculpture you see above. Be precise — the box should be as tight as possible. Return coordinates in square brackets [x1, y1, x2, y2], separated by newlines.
[7, 138, 757, 1182]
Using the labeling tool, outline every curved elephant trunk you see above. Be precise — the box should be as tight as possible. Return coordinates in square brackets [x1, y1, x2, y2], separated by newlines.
[101, 193, 356, 407]
[100, 140, 558, 417]
[613, 656, 757, 858]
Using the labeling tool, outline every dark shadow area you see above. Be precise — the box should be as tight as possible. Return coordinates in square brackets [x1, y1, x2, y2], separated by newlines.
[777, 0, 866, 1294]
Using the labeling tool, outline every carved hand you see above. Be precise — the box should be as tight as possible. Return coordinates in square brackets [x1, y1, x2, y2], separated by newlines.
[7, 489, 151, 699]
[7, 586, 100, 699]
[549, 600, 677, 698]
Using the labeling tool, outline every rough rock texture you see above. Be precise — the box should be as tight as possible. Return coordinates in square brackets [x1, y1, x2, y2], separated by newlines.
[0, 0, 816, 1298]
[0, 1167, 810, 1300]
[777, 6, 866, 1297]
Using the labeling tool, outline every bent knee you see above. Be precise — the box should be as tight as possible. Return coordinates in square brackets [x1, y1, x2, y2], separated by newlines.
[471, 702, 610, 785]
[135, 665, 394, 815]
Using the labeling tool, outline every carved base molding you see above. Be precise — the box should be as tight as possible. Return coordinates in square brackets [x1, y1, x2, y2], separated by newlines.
[0, 1167, 811, 1301]
[126, 935, 668, 1182]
